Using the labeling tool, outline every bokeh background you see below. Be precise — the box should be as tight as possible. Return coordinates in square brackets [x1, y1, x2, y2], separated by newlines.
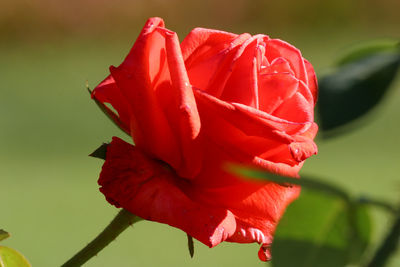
[1, 0, 400, 266]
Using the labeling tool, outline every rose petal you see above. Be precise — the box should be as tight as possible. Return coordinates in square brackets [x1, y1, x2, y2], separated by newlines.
[265, 39, 308, 86]
[220, 36, 266, 108]
[257, 73, 300, 114]
[106, 18, 205, 178]
[150, 27, 203, 178]
[288, 123, 318, 162]
[226, 184, 300, 261]
[109, 65, 181, 169]
[99, 137, 237, 247]
[119, 17, 165, 71]
[260, 57, 295, 76]
[181, 28, 251, 97]
[92, 18, 180, 170]
[182, 142, 302, 261]
[304, 59, 318, 104]
[289, 138, 318, 162]
[99, 137, 301, 261]
[94, 18, 319, 263]
[195, 89, 293, 141]
[196, 88, 312, 136]
[91, 75, 131, 133]
[194, 89, 312, 175]
[272, 91, 314, 123]
[181, 28, 239, 63]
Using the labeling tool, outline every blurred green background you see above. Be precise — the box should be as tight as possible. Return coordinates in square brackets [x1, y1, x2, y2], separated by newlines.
[1, 0, 399, 266]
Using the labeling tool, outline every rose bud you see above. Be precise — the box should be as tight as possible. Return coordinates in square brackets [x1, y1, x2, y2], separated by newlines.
[92, 17, 318, 261]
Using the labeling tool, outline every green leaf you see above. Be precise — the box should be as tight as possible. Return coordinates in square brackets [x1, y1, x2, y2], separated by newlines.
[0, 231, 10, 243]
[271, 190, 372, 267]
[318, 50, 400, 133]
[337, 39, 400, 66]
[367, 209, 400, 267]
[0, 246, 31, 267]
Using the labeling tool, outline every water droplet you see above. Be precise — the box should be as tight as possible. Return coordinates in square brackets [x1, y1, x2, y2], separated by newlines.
[258, 244, 272, 261]
[180, 104, 191, 115]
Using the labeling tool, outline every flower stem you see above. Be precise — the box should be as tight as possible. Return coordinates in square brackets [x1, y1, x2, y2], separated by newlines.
[61, 209, 139, 267]
[357, 196, 398, 214]
[366, 209, 400, 267]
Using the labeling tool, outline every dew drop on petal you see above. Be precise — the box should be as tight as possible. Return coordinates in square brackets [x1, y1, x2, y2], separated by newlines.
[180, 104, 192, 115]
[258, 244, 272, 262]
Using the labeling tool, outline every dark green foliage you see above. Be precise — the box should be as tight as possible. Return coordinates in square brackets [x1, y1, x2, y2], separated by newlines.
[337, 40, 399, 66]
[272, 191, 372, 267]
[318, 43, 400, 134]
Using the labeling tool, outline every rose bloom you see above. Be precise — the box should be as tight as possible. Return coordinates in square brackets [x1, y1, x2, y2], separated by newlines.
[92, 17, 318, 261]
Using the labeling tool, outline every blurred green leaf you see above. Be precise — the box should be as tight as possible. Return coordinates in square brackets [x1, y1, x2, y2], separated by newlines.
[0, 246, 31, 267]
[0, 231, 10, 243]
[271, 191, 372, 267]
[230, 165, 373, 265]
[318, 50, 400, 133]
[367, 210, 400, 267]
[337, 39, 400, 66]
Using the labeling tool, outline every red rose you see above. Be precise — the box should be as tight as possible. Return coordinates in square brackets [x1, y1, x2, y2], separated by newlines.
[92, 17, 318, 261]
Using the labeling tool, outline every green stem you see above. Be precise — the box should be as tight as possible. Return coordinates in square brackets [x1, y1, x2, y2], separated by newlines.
[357, 196, 397, 214]
[61, 209, 139, 267]
[366, 209, 400, 267]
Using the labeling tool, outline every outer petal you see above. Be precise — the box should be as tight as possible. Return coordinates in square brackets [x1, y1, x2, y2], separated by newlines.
[194, 89, 317, 171]
[93, 17, 180, 169]
[95, 17, 203, 178]
[304, 59, 318, 104]
[99, 137, 301, 261]
[98, 137, 236, 247]
[183, 142, 302, 261]
[226, 184, 301, 261]
[91, 75, 131, 133]
[195, 88, 308, 138]
[150, 27, 203, 178]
